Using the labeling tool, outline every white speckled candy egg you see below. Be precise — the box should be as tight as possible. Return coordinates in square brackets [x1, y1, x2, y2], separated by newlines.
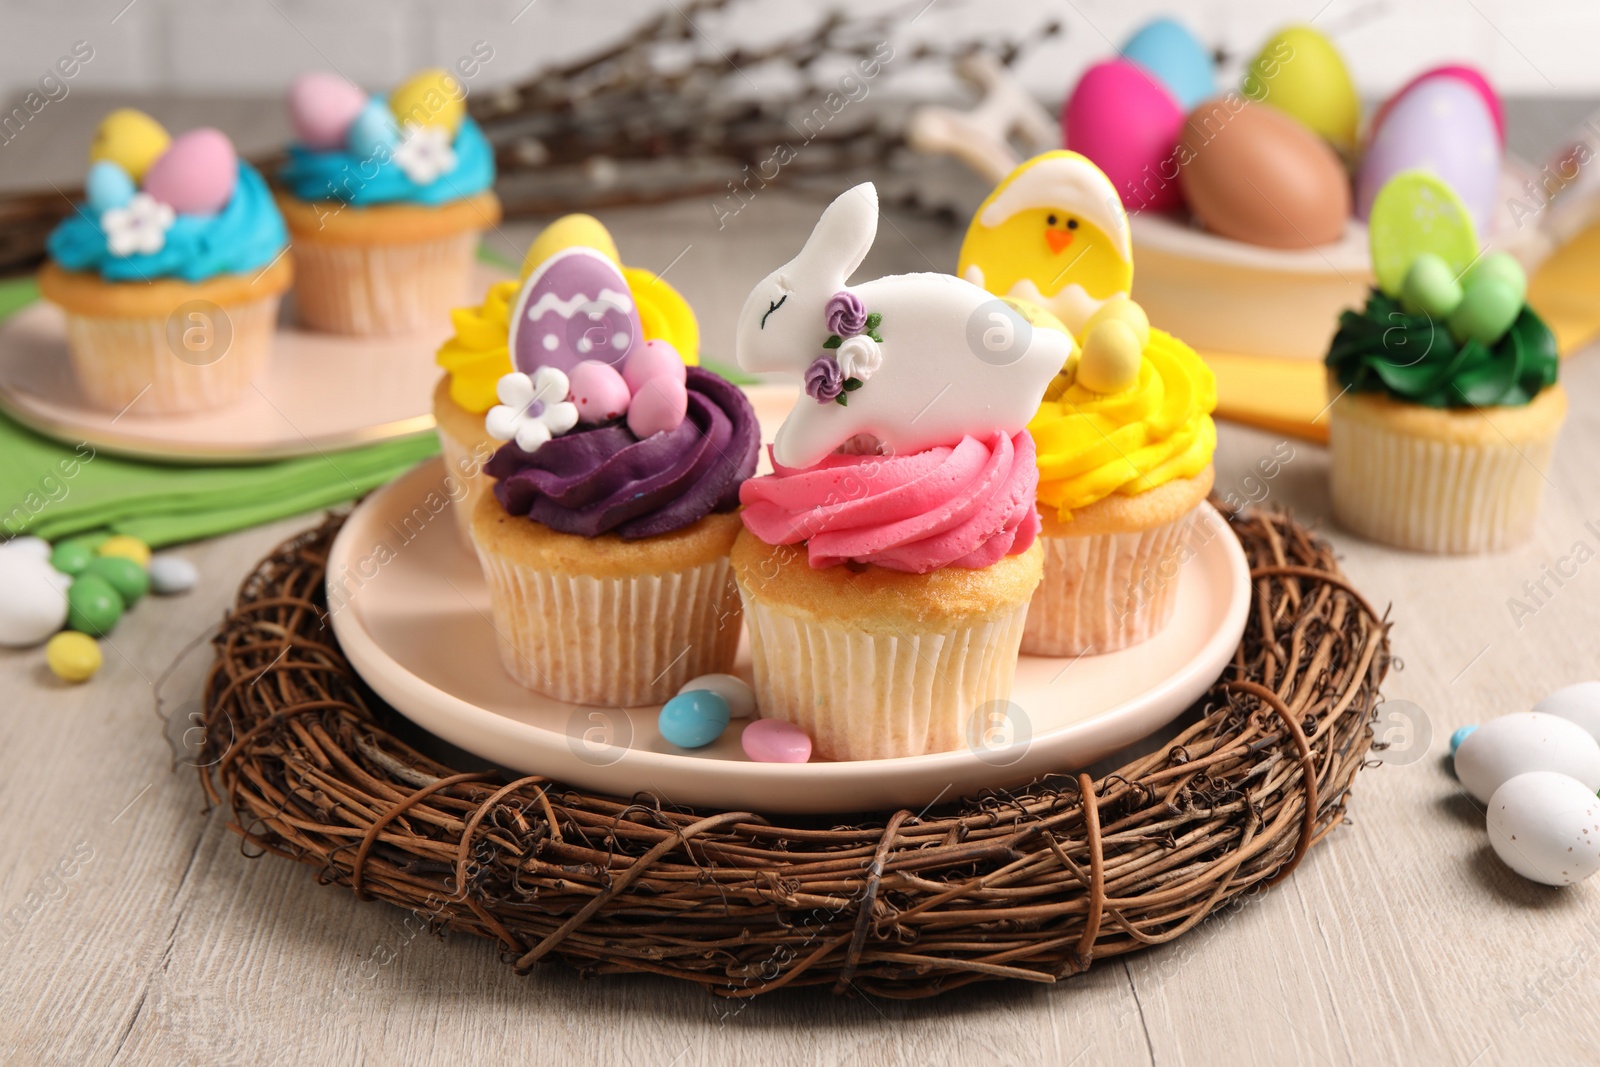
[1533, 682, 1600, 742]
[0, 552, 69, 647]
[1487, 771, 1600, 886]
[1455, 712, 1600, 804]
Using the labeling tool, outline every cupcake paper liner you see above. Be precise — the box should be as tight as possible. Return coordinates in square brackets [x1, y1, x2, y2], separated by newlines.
[435, 422, 493, 550]
[475, 546, 743, 706]
[290, 231, 479, 336]
[61, 292, 281, 415]
[737, 585, 1031, 762]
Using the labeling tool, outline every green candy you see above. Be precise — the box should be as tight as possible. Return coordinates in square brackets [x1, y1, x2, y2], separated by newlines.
[1448, 277, 1523, 347]
[1400, 253, 1464, 319]
[83, 555, 149, 605]
[66, 574, 125, 636]
[50, 540, 94, 576]
[1464, 251, 1527, 306]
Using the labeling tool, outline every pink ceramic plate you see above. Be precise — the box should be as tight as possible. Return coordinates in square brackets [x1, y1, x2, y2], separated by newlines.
[326, 455, 1251, 814]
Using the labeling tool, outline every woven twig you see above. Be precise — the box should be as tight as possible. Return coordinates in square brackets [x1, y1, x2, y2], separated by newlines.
[198, 504, 1387, 998]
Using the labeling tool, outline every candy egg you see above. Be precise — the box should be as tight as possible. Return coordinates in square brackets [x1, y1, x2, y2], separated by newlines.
[521, 214, 620, 279]
[1119, 17, 1214, 111]
[1464, 251, 1527, 306]
[97, 534, 151, 567]
[1, 536, 51, 561]
[46, 632, 102, 684]
[1241, 25, 1359, 154]
[627, 374, 689, 438]
[89, 108, 170, 182]
[346, 98, 400, 159]
[1367, 172, 1479, 299]
[622, 338, 688, 395]
[85, 161, 135, 212]
[84, 555, 149, 606]
[142, 128, 238, 215]
[1454, 712, 1600, 804]
[49, 540, 94, 577]
[678, 673, 756, 720]
[1076, 320, 1142, 394]
[1358, 76, 1500, 237]
[1176, 98, 1348, 248]
[66, 573, 125, 637]
[1400, 253, 1464, 319]
[1063, 59, 1186, 212]
[388, 68, 465, 134]
[658, 690, 731, 749]
[509, 247, 643, 376]
[741, 719, 812, 764]
[148, 555, 199, 595]
[0, 552, 69, 647]
[568, 360, 631, 423]
[1082, 294, 1149, 350]
[1533, 682, 1600, 741]
[288, 71, 369, 150]
[1448, 276, 1521, 346]
[1487, 771, 1600, 887]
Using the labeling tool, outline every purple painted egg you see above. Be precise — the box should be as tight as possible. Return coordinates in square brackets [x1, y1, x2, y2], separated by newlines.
[627, 374, 688, 438]
[508, 248, 643, 377]
[741, 719, 812, 763]
[622, 338, 687, 395]
[1357, 76, 1500, 236]
[569, 360, 631, 423]
[288, 71, 368, 150]
[142, 128, 237, 215]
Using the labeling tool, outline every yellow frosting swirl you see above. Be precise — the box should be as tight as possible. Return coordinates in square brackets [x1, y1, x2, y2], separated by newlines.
[1028, 328, 1217, 521]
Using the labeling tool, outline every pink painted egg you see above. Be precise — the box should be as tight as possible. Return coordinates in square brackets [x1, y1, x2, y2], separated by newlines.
[741, 719, 812, 763]
[288, 71, 369, 150]
[1357, 75, 1500, 236]
[142, 128, 237, 215]
[627, 374, 688, 438]
[1370, 65, 1503, 147]
[1064, 58, 1186, 212]
[621, 338, 686, 395]
[508, 247, 643, 377]
[568, 360, 631, 423]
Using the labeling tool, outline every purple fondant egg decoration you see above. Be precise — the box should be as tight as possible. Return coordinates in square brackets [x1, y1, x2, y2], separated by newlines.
[569, 360, 632, 423]
[288, 71, 369, 150]
[508, 247, 643, 378]
[141, 128, 237, 215]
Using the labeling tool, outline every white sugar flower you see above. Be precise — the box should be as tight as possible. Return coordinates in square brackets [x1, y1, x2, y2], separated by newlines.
[835, 333, 882, 383]
[392, 123, 457, 184]
[103, 193, 175, 257]
[485, 368, 579, 454]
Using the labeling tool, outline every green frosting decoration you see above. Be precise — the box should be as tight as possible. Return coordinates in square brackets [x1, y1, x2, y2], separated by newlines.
[1326, 290, 1558, 408]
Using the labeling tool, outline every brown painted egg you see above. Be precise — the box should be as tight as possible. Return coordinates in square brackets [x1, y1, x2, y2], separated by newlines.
[1176, 97, 1350, 248]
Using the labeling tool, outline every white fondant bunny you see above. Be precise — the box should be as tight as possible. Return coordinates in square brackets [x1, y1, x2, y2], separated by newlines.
[737, 183, 1071, 469]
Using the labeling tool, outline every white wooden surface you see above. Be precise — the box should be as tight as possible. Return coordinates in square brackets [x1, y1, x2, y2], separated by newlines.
[5, 101, 1600, 1067]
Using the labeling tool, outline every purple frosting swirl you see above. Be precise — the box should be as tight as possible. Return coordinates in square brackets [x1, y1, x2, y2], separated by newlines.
[486, 366, 759, 540]
[825, 290, 867, 336]
[804, 356, 843, 403]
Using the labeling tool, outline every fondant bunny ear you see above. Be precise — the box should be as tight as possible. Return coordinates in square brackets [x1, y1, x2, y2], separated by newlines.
[794, 183, 878, 284]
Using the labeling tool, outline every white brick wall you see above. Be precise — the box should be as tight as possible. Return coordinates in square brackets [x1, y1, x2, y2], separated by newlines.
[1, 0, 1595, 101]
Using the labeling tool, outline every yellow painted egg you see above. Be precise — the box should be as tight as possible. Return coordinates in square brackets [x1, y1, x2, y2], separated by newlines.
[89, 109, 171, 182]
[1077, 321, 1142, 395]
[97, 534, 151, 567]
[1241, 25, 1359, 155]
[1082, 294, 1149, 350]
[47, 631, 102, 683]
[521, 214, 620, 279]
[389, 68, 466, 134]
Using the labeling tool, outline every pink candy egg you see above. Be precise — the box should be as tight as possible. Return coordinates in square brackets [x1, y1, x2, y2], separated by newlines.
[621, 338, 687, 394]
[1064, 58, 1186, 212]
[627, 374, 688, 438]
[1370, 65, 1504, 147]
[569, 360, 631, 423]
[741, 719, 812, 763]
[141, 128, 237, 214]
[1357, 75, 1500, 236]
[288, 71, 369, 150]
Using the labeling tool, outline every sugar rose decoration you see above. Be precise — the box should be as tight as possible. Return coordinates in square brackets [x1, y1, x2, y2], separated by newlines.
[805, 290, 884, 407]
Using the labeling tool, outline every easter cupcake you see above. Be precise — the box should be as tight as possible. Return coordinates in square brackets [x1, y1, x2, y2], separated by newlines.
[40, 114, 291, 415]
[732, 183, 1068, 761]
[434, 214, 701, 546]
[279, 70, 500, 335]
[960, 153, 1217, 656]
[469, 234, 755, 705]
[1326, 172, 1563, 553]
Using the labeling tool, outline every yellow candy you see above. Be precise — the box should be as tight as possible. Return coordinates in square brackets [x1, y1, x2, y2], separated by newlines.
[1082, 295, 1149, 351]
[389, 68, 466, 134]
[46, 631, 102, 683]
[521, 214, 620, 279]
[1242, 26, 1359, 155]
[89, 108, 171, 182]
[97, 534, 151, 567]
[1077, 320, 1143, 395]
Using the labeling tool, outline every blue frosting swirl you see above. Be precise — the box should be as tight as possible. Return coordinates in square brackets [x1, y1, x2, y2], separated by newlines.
[279, 114, 495, 206]
[47, 161, 288, 283]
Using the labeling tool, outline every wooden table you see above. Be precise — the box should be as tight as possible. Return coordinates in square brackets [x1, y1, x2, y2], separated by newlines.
[5, 98, 1600, 1067]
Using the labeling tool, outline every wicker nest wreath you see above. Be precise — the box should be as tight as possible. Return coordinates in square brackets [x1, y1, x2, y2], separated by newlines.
[198, 504, 1389, 998]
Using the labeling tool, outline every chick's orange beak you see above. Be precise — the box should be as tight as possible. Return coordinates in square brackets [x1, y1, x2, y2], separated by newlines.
[1045, 229, 1074, 254]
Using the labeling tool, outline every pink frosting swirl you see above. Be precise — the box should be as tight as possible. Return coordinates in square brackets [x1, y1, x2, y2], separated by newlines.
[738, 431, 1040, 573]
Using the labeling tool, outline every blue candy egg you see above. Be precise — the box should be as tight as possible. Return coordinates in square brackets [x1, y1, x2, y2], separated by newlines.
[85, 160, 135, 212]
[1119, 17, 1215, 111]
[1450, 724, 1479, 755]
[658, 690, 731, 750]
[345, 97, 399, 159]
